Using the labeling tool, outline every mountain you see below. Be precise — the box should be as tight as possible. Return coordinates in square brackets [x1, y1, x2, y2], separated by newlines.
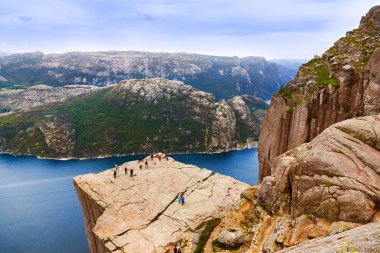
[194, 6, 380, 253]
[0, 78, 267, 158]
[258, 5, 380, 180]
[0, 51, 294, 100]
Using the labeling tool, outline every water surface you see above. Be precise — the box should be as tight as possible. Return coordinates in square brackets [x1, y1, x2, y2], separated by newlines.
[0, 149, 258, 253]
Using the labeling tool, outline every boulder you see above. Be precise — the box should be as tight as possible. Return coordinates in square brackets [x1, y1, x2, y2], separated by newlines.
[217, 228, 245, 247]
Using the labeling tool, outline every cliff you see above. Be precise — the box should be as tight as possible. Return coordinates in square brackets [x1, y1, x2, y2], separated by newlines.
[258, 5, 380, 180]
[204, 115, 380, 252]
[0, 51, 293, 100]
[73, 156, 248, 252]
[0, 78, 267, 158]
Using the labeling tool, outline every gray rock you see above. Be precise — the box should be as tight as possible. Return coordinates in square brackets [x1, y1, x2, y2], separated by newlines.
[217, 228, 245, 247]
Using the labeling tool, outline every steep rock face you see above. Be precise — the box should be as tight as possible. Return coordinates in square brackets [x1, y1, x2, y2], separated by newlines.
[209, 100, 237, 150]
[259, 116, 380, 224]
[0, 51, 293, 100]
[74, 157, 248, 253]
[37, 119, 76, 153]
[204, 116, 380, 253]
[0, 78, 267, 158]
[258, 5, 380, 180]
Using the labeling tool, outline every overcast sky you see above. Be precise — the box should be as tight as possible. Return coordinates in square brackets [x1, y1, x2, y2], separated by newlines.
[0, 0, 377, 58]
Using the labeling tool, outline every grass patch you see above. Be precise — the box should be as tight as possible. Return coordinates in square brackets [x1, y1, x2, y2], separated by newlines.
[314, 64, 339, 86]
[193, 218, 221, 253]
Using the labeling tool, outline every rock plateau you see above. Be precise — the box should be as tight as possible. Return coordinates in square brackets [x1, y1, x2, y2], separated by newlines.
[73, 156, 248, 253]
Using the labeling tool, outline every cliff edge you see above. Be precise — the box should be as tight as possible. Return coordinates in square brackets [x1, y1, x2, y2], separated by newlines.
[73, 156, 248, 253]
[204, 115, 380, 252]
[258, 5, 380, 180]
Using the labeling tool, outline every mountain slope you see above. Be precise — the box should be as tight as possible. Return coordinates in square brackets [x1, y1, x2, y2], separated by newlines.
[0, 78, 267, 158]
[0, 51, 293, 100]
[258, 5, 380, 180]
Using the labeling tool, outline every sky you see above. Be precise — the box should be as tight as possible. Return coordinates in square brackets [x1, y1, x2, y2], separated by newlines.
[0, 0, 377, 58]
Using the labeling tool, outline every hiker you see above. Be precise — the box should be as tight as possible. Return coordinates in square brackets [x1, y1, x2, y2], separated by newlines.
[130, 168, 134, 177]
[165, 155, 169, 161]
[113, 168, 117, 178]
[150, 154, 154, 160]
[145, 160, 148, 168]
[125, 167, 128, 175]
[173, 245, 177, 253]
[180, 194, 185, 205]
[178, 194, 185, 205]
[158, 155, 161, 161]
[139, 164, 143, 170]
[176, 243, 181, 253]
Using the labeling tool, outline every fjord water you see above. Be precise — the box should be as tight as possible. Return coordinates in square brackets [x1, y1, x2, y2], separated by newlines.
[0, 149, 258, 253]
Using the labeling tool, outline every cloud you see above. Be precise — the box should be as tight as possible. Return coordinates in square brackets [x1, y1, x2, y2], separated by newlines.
[0, 0, 377, 58]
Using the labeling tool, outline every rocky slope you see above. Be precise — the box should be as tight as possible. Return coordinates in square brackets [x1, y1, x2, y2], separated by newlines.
[0, 84, 101, 113]
[258, 5, 380, 180]
[203, 115, 380, 252]
[278, 221, 380, 253]
[0, 51, 293, 100]
[0, 78, 267, 158]
[73, 156, 248, 253]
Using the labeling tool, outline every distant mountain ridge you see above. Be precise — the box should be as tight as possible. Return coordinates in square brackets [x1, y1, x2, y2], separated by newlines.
[0, 78, 267, 158]
[0, 51, 294, 100]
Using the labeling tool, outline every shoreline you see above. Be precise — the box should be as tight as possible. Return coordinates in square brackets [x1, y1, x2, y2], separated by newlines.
[0, 142, 258, 161]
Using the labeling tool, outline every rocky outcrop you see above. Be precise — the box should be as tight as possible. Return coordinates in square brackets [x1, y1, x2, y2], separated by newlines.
[278, 221, 380, 253]
[0, 84, 101, 114]
[259, 116, 380, 223]
[258, 5, 380, 180]
[204, 116, 380, 252]
[37, 119, 76, 154]
[0, 51, 293, 100]
[0, 78, 267, 158]
[73, 156, 248, 252]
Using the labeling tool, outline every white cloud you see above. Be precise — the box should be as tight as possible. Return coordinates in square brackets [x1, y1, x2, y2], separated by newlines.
[0, 0, 377, 58]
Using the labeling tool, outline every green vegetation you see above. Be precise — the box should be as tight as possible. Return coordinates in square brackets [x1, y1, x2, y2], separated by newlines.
[0, 86, 265, 158]
[314, 64, 339, 86]
[303, 58, 339, 87]
[193, 218, 221, 253]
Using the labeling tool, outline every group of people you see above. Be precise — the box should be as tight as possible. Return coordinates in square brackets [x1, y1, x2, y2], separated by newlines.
[113, 164, 134, 178]
[112, 153, 171, 179]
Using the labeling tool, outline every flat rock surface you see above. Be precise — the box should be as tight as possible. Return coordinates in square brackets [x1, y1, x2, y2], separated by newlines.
[278, 221, 380, 253]
[74, 156, 248, 252]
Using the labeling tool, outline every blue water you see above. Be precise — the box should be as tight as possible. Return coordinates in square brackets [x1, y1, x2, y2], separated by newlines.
[0, 149, 258, 253]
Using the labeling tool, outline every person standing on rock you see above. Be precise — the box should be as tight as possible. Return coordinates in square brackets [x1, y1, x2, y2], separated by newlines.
[130, 168, 134, 177]
[145, 160, 148, 168]
[173, 245, 177, 253]
[139, 164, 143, 170]
[178, 194, 185, 205]
[151, 154, 154, 160]
[125, 166, 128, 175]
[176, 243, 181, 253]
[113, 167, 117, 178]
[181, 194, 185, 205]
